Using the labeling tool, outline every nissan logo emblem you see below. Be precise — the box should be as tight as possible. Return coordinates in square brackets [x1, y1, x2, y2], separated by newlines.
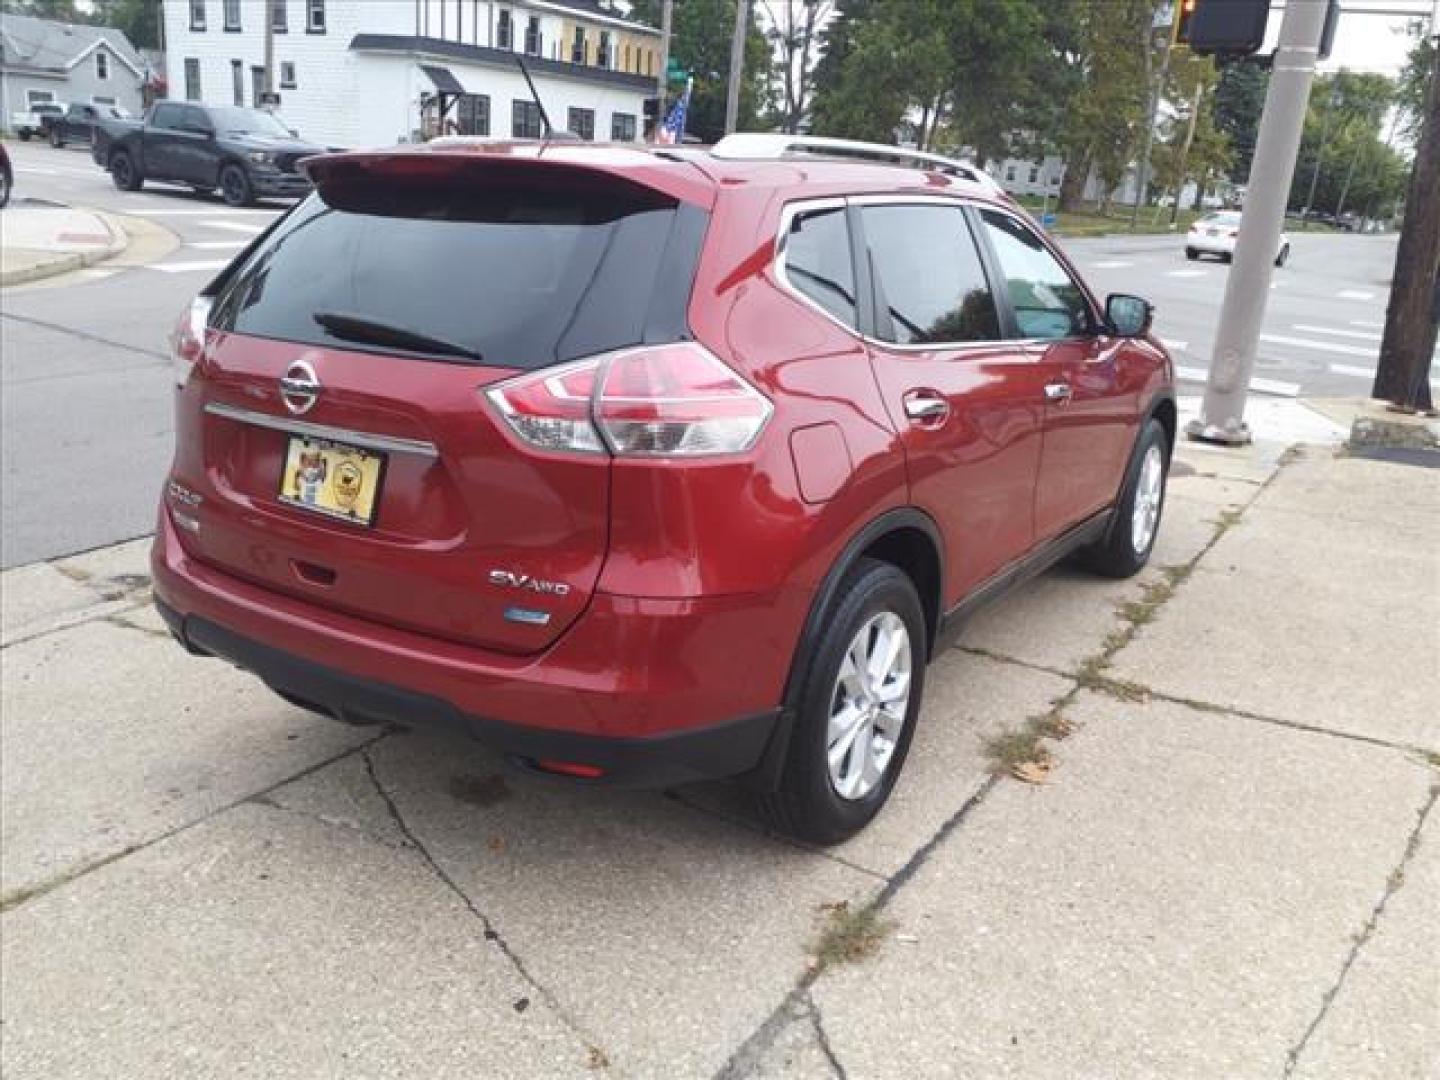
[279, 359, 321, 415]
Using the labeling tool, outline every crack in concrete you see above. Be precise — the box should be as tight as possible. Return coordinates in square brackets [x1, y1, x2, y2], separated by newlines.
[0, 311, 169, 361]
[247, 793, 412, 852]
[713, 774, 1001, 1079]
[359, 747, 611, 1068]
[0, 735, 386, 914]
[805, 991, 849, 1080]
[1281, 781, 1440, 1078]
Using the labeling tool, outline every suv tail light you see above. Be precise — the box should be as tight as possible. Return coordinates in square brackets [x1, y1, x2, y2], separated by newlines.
[171, 295, 213, 388]
[486, 344, 772, 458]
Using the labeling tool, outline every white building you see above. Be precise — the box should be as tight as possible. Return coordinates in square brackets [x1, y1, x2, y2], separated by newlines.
[161, 0, 662, 150]
[1, 14, 148, 128]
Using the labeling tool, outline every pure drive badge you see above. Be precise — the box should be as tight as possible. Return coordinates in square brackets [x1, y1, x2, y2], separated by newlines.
[488, 570, 572, 597]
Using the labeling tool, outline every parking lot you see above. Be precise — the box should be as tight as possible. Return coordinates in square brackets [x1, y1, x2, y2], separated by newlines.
[2, 139, 1437, 1078]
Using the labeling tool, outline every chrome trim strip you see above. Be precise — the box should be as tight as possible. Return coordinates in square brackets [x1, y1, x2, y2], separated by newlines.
[203, 402, 440, 458]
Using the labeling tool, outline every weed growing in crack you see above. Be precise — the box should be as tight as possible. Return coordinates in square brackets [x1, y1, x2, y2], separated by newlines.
[814, 900, 893, 967]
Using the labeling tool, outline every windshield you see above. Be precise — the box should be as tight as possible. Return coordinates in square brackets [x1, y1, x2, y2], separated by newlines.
[1204, 212, 1241, 227]
[206, 107, 293, 138]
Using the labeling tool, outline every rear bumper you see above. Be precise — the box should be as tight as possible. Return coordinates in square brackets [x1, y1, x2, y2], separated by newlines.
[1186, 234, 1236, 255]
[150, 508, 796, 786]
[157, 598, 782, 788]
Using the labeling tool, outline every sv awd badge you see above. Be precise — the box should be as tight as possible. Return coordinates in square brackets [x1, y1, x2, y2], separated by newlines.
[488, 570, 572, 597]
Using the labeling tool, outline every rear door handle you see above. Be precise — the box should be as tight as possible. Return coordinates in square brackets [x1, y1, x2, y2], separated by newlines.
[1044, 382, 1073, 403]
[903, 391, 950, 424]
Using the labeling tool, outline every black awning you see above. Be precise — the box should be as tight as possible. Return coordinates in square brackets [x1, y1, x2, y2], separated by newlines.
[420, 64, 464, 95]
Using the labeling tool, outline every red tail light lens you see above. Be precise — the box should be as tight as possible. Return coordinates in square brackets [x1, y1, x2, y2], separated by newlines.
[486, 344, 772, 458]
[170, 295, 213, 388]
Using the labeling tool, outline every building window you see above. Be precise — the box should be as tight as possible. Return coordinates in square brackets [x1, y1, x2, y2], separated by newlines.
[623, 42, 630, 71]
[496, 9, 512, 49]
[280, 61, 297, 88]
[512, 100, 542, 138]
[231, 59, 244, 105]
[306, 0, 325, 33]
[457, 93, 490, 136]
[223, 0, 241, 31]
[610, 112, 635, 142]
[597, 31, 610, 67]
[272, 0, 288, 33]
[567, 106, 594, 140]
[96, 50, 109, 80]
[1005, 165, 1016, 182]
[93, 95, 117, 106]
[190, 0, 206, 31]
[571, 26, 586, 64]
[251, 66, 266, 107]
[27, 89, 55, 105]
[523, 15, 540, 55]
[184, 58, 202, 101]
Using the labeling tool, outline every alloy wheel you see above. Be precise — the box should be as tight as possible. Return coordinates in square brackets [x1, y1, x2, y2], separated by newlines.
[1131, 444, 1164, 554]
[827, 611, 912, 801]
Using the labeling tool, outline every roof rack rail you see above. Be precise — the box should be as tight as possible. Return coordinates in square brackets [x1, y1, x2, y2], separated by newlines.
[710, 133, 1002, 193]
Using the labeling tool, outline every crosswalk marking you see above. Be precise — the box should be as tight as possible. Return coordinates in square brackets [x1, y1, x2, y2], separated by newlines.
[201, 220, 265, 235]
[127, 208, 278, 217]
[1337, 289, 1375, 301]
[1328, 363, 1375, 379]
[1259, 332, 1375, 358]
[1166, 269, 1208, 278]
[147, 259, 231, 274]
[1292, 324, 1381, 341]
[188, 240, 249, 250]
[1174, 365, 1300, 397]
[1349, 320, 1383, 329]
[1091, 260, 1133, 269]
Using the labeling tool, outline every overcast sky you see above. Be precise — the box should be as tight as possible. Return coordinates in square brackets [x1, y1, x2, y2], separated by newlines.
[1290, 1, 1433, 75]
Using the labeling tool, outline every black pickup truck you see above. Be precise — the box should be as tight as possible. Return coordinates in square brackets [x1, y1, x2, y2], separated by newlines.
[92, 102, 326, 206]
[43, 102, 131, 148]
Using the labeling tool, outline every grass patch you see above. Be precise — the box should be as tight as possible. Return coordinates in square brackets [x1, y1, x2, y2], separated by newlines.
[814, 900, 893, 967]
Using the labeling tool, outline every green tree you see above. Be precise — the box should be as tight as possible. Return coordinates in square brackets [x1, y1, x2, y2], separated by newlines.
[1396, 19, 1435, 142]
[629, 0, 772, 142]
[1212, 58, 1267, 183]
[90, 0, 162, 50]
[1289, 72, 1397, 214]
[1151, 52, 1231, 210]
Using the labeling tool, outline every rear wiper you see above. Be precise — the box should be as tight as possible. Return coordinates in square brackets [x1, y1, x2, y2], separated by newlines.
[312, 310, 483, 362]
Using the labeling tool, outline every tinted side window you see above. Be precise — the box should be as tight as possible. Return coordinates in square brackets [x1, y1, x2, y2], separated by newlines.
[150, 103, 181, 130]
[181, 106, 212, 131]
[861, 204, 999, 345]
[783, 207, 857, 329]
[978, 209, 1091, 340]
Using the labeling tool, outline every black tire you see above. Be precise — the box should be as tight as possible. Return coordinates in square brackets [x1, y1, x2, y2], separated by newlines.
[220, 164, 253, 207]
[1221, 252, 1233, 264]
[1274, 244, 1290, 268]
[18, 129, 31, 142]
[110, 150, 143, 192]
[49, 127, 63, 148]
[757, 559, 927, 845]
[1185, 248, 1198, 261]
[0, 168, 11, 209]
[1080, 419, 1170, 579]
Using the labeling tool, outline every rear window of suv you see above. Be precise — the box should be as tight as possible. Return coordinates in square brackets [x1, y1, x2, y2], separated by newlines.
[210, 175, 702, 370]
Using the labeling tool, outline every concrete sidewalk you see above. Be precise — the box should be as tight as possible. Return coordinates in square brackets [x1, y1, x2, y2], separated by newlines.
[1, 409, 1436, 1078]
[0, 204, 128, 286]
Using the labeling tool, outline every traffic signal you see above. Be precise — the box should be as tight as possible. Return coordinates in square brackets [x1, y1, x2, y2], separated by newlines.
[1175, 0, 1270, 56]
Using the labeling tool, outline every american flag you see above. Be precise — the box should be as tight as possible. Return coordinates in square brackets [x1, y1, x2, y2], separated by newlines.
[656, 78, 693, 146]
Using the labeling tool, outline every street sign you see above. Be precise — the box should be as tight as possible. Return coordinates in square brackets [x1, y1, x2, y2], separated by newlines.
[1040, 212, 1057, 229]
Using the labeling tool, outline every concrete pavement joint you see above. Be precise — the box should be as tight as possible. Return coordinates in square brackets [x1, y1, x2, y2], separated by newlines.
[1, 595, 153, 651]
[359, 746, 612, 1069]
[246, 792, 412, 852]
[1281, 780, 1440, 1077]
[0, 735, 387, 914]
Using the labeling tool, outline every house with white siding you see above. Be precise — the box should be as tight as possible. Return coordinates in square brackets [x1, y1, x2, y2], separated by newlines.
[1, 14, 147, 130]
[161, 0, 661, 150]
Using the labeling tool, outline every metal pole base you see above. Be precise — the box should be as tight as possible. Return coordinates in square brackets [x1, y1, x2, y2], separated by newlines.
[1185, 418, 1254, 447]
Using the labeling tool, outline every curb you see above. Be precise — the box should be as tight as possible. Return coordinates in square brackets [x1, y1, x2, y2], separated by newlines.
[0, 210, 130, 287]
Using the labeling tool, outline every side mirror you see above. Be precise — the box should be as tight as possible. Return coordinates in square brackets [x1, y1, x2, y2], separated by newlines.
[1106, 293, 1153, 338]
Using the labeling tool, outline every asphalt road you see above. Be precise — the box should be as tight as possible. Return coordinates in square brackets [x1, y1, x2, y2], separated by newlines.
[0, 140, 1410, 569]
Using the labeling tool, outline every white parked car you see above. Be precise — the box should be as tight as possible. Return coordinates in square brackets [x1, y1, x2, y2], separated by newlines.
[1186, 211, 1290, 267]
[9, 102, 64, 140]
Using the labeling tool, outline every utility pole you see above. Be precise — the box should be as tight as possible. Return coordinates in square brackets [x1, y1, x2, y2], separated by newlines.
[1187, 0, 1329, 445]
[656, 0, 672, 100]
[1169, 80, 1205, 228]
[263, 0, 276, 100]
[1371, 0, 1439, 413]
[1132, 10, 1174, 230]
[724, 0, 748, 136]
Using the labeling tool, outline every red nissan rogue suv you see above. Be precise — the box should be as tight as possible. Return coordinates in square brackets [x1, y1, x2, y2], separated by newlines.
[152, 134, 1173, 842]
